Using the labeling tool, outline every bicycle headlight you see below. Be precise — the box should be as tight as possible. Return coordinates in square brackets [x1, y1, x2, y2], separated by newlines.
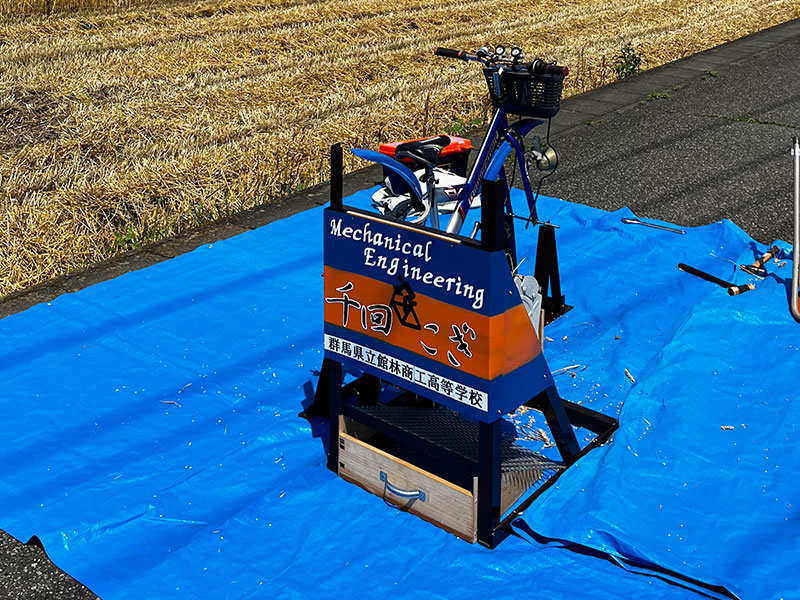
[527, 137, 559, 173]
[536, 145, 558, 172]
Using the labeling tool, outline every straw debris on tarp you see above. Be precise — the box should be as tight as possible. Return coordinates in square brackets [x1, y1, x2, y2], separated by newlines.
[0, 188, 797, 600]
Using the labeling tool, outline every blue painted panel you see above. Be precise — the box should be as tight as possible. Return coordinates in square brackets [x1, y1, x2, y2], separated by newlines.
[323, 208, 505, 315]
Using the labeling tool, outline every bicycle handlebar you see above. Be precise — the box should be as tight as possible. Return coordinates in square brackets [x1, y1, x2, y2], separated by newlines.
[433, 47, 474, 61]
[433, 46, 568, 76]
[530, 58, 569, 77]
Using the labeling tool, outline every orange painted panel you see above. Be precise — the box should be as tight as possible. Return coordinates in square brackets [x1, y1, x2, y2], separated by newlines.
[324, 266, 539, 380]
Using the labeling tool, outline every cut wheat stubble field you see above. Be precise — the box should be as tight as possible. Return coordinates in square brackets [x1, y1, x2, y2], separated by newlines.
[0, 0, 798, 296]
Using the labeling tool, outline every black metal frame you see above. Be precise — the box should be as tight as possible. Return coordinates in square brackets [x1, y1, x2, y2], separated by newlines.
[535, 224, 572, 323]
[311, 144, 617, 548]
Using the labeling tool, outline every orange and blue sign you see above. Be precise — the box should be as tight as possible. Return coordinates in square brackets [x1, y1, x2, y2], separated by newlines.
[324, 207, 553, 421]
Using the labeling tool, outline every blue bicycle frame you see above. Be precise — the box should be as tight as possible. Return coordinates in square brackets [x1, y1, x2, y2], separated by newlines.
[444, 107, 545, 235]
[353, 106, 547, 237]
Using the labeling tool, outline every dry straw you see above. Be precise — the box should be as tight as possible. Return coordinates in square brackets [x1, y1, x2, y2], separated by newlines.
[1, 0, 799, 294]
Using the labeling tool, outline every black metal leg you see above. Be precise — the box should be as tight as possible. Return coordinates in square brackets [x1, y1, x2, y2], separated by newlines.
[481, 178, 506, 253]
[305, 358, 333, 419]
[534, 225, 568, 317]
[326, 359, 343, 473]
[535, 385, 581, 465]
[478, 419, 502, 547]
[560, 398, 617, 435]
[353, 373, 382, 407]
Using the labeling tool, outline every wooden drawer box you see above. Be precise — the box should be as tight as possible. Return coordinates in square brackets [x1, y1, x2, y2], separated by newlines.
[334, 408, 562, 544]
[338, 430, 479, 542]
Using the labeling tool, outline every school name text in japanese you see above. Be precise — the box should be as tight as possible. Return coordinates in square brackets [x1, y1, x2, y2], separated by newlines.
[324, 334, 488, 411]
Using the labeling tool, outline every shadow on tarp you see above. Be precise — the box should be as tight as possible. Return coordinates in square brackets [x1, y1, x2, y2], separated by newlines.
[511, 521, 738, 599]
[0, 187, 796, 599]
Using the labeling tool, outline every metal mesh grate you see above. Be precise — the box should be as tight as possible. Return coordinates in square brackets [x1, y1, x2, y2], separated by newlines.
[353, 404, 563, 474]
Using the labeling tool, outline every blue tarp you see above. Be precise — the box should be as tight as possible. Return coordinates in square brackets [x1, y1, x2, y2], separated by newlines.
[0, 188, 797, 599]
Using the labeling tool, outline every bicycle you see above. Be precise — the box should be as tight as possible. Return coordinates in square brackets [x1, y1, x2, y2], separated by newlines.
[351, 44, 568, 238]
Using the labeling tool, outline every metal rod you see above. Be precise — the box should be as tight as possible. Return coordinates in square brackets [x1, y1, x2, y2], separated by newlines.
[509, 213, 560, 228]
[330, 143, 343, 211]
[709, 252, 737, 266]
[429, 187, 440, 230]
[620, 217, 686, 235]
[677, 263, 755, 296]
[792, 137, 800, 322]
[469, 221, 481, 239]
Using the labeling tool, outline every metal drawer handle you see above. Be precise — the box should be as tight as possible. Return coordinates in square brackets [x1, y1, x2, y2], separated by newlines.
[380, 471, 426, 502]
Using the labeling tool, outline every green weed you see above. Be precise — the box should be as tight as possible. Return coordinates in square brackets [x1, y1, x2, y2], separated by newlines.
[445, 117, 482, 135]
[613, 42, 644, 80]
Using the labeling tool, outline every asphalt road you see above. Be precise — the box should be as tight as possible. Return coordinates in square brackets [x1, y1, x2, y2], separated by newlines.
[0, 17, 798, 600]
[0, 532, 97, 599]
[546, 23, 800, 244]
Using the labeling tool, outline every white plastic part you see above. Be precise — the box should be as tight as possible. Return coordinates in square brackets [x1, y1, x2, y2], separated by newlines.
[372, 168, 468, 226]
[515, 275, 543, 342]
[438, 195, 481, 215]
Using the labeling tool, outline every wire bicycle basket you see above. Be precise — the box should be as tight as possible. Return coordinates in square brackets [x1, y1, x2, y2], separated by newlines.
[483, 68, 564, 118]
